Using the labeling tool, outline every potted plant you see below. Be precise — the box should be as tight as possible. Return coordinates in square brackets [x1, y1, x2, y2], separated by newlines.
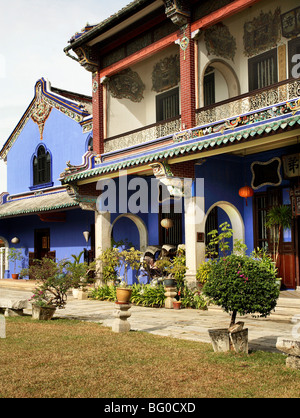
[98, 247, 120, 285]
[7, 247, 23, 279]
[202, 222, 280, 353]
[266, 204, 292, 287]
[116, 247, 142, 303]
[24, 257, 76, 320]
[173, 289, 182, 310]
[65, 251, 96, 298]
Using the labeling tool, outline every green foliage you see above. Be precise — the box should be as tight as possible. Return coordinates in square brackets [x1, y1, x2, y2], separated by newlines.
[98, 247, 120, 283]
[7, 247, 23, 274]
[131, 283, 166, 307]
[24, 255, 95, 309]
[206, 221, 233, 258]
[203, 251, 280, 327]
[202, 222, 280, 327]
[91, 284, 117, 302]
[266, 205, 292, 265]
[64, 252, 96, 289]
[118, 247, 142, 286]
[179, 284, 208, 310]
[196, 261, 212, 286]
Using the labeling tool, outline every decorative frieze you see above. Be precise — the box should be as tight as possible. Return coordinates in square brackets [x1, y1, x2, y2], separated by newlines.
[204, 23, 236, 61]
[108, 68, 145, 103]
[152, 55, 180, 93]
[243, 8, 281, 57]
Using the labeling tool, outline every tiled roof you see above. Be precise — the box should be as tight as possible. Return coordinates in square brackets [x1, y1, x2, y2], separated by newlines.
[0, 190, 78, 219]
[61, 111, 300, 184]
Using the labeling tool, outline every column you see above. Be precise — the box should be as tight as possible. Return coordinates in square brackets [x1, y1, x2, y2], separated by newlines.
[94, 210, 111, 285]
[184, 179, 205, 288]
[179, 21, 196, 130]
[92, 72, 105, 155]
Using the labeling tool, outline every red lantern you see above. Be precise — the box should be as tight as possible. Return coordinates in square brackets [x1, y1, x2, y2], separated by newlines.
[239, 185, 254, 206]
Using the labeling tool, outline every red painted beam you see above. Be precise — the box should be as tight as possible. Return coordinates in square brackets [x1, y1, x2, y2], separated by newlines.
[191, 0, 263, 31]
[99, 31, 179, 78]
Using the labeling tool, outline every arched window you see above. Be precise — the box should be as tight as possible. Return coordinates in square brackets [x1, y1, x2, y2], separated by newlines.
[32, 145, 52, 188]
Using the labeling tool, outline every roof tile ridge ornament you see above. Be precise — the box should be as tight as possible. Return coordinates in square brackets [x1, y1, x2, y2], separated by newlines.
[163, 0, 191, 27]
[60, 151, 96, 180]
[31, 81, 52, 141]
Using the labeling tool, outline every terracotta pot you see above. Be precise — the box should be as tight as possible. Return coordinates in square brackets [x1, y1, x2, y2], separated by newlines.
[32, 304, 56, 320]
[12, 274, 19, 280]
[173, 300, 182, 310]
[116, 287, 132, 304]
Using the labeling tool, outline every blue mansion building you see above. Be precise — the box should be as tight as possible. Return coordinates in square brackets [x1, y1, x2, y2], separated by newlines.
[0, 78, 95, 278]
[1, 0, 300, 290]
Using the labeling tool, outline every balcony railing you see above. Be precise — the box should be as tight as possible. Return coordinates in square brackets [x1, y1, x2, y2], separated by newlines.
[104, 116, 181, 154]
[103, 79, 300, 155]
[196, 79, 300, 127]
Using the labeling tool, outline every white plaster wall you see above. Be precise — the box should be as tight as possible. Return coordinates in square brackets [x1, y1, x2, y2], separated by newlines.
[107, 44, 179, 138]
[197, 0, 300, 106]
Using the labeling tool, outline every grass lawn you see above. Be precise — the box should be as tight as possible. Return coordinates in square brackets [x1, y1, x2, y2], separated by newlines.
[0, 316, 300, 398]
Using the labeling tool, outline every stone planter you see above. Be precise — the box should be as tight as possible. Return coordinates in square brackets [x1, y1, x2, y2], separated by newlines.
[164, 278, 176, 287]
[276, 338, 300, 370]
[208, 326, 248, 354]
[32, 304, 56, 320]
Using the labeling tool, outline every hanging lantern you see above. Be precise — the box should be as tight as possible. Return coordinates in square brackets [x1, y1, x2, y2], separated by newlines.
[161, 218, 174, 236]
[83, 231, 90, 243]
[239, 185, 254, 206]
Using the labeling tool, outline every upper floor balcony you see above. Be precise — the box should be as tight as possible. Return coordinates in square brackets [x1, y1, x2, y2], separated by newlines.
[102, 78, 300, 156]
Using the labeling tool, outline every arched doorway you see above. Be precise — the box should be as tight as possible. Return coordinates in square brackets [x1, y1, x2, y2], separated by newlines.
[0, 237, 9, 279]
[110, 214, 148, 252]
[201, 60, 240, 107]
[110, 214, 148, 285]
[204, 201, 245, 253]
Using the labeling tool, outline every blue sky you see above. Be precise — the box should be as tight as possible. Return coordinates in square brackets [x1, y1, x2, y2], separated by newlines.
[0, 0, 130, 146]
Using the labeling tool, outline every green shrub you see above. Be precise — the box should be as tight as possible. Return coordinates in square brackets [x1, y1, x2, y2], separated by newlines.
[131, 283, 166, 307]
[179, 284, 208, 310]
[203, 252, 280, 327]
[91, 285, 117, 301]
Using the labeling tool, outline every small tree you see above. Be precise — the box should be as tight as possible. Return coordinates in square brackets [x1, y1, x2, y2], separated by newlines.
[7, 247, 23, 275]
[202, 225, 280, 328]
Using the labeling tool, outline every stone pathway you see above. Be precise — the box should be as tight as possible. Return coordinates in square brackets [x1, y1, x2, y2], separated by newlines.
[1, 284, 300, 352]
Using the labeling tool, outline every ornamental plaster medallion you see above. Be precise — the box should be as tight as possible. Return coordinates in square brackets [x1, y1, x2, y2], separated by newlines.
[31, 83, 52, 140]
[152, 55, 180, 93]
[108, 68, 145, 103]
[204, 23, 236, 61]
[92, 80, 98, 93]
[243, 8, 281, 57]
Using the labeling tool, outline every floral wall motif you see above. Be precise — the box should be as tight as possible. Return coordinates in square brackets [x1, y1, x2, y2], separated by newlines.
[243, 8, 281, 57]
[108, 68, 145, 103]
[204, 23, 236, 61]
[152, 55, 180, 93]
[31, 83, 52, 141]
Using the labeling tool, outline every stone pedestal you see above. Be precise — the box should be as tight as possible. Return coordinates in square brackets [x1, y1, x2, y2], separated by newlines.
[112, 303, 131, 333]
[164, 286, 177, 309]
[276, 338, 300, 370]
[0, 315, 5, 339]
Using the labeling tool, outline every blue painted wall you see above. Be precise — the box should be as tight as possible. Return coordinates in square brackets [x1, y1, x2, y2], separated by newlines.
[7, 108, 89, 195]
[0, 209, 94, 277]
